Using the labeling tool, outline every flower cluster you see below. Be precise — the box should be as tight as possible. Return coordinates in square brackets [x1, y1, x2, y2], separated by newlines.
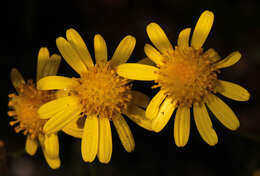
[7, 10, 249, 168]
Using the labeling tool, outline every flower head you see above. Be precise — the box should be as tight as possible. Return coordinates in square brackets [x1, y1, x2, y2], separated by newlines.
[8, 48, 62, 169]
[37, 29, 152, 163]
[117, 10, 250, 146]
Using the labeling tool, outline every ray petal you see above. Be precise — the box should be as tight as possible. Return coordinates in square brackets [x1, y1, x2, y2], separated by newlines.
[43, 154, 61, 169]
[214, 51, 241, 69]
[112, 114, 135, 152]
[191, 10, 214, 49]
[37, 76, 78, 90]
[94, 34, 108, 64]
[43, 107, 82, 134]
[38, 54, 61, 80]
[81, 115, 99, 162]
[146, 23, 173, 54]
[117, 63, 158, 81]
[110, 35, 136, 68]
[97, 118, 112, 164]
[44, 133, 59, 159]
[56, 37, 88, 74]
[174, 106, 190, 147]
[10, 68, 25, 93]
[38, 134, 60, 169]
[38, 96, 80, 119]
[25, 136, 38, 156]
[217, 80, 250, 101]
[177, 28, 191, 47]
[193, 103, 218, 146]
[66, 28, 94, 68]
[146, 90, 167, 120]
[37, 47, 50, 81]
[206, 94, 240, 130]
[152, 98, 177, 132]
[124, 103, 153, 131]
[144, 44, 164, 65]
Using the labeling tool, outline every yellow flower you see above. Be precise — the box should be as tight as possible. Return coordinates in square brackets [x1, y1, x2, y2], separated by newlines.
[117, 10, 250, 147]
[37, 29, 152, 163]
[8, 48, 62, 169]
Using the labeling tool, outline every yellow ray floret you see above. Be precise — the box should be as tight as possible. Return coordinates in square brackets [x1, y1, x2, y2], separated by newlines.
[66, 28, 94, 68]
[191, 10, 214, 49]
[97, 117, 112, 163]
[117, 63, 159, 81]
[193, 103, 218, 146]
[146, 22, 173, 54]
[112, 114, 135, 152]
[81, 115, 99, 162]
[177, 28, 191, 47]
[94, 34, 108, 64]
[152, 98, 177, 132]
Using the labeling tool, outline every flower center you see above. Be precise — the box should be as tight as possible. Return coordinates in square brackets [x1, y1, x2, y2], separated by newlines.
[155, 46, 218, 107]
[72, 63, 132, 119]
[8, 80, 55, 139]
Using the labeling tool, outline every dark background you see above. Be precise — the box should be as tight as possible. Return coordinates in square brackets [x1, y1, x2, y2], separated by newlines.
[2, 0, 260, 175]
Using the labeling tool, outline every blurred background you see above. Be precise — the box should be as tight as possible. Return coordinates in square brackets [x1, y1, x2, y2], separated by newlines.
[2, 0, 260, 175]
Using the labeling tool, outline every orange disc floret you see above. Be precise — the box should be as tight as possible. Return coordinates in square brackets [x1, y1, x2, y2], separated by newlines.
[8, 80, 55, 139]
[72, 62, 132, 119]
[155, 46, 218, 107]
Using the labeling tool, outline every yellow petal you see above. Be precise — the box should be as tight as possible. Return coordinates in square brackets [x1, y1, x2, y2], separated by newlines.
[62, 116, 84, 138]
[174, 106, 190, 147]
[94, 34, 107, 64]
[37, 47, 50, 81]
[37, 75, 78, 90]
[38, 96, 80, 119]
[204, 48, 221, 62]
[137, 57, 156, 66]
[191, 10, 214, 49]
[217, 80, 250, 101]
[44, 133, 59, 159]
[144, 44, 164, 65]
[56, 37, 88, 74]
[25, 136, 38, 156]
[177, 28, 191, 47]
[117, 63, 158, 81]
[214, 51, 241, 69]
[38, 54, 61, 79]
[146, 23, 173, 54]
[152, 98, 177, 132]
[112, 114, 135, 152]
[66, 28, 94, 68]
[193, 103, 218, 146]
[97, 118, 112, 164]
[206, 94, 240, 130]
[42, 150, 61, 169]
[124, 103, 153, 131]
[110, 35, 136, 68]
[131, 90, 150, 108]
[44, 155, 61, 169]
[10, 68, 25, 93]
[38, 134, 45, 144]
[43, 107, 82, 134]
[81, 115, 99, 162]
[38, 134, 61, 169]
[146, 90, 166, 120]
